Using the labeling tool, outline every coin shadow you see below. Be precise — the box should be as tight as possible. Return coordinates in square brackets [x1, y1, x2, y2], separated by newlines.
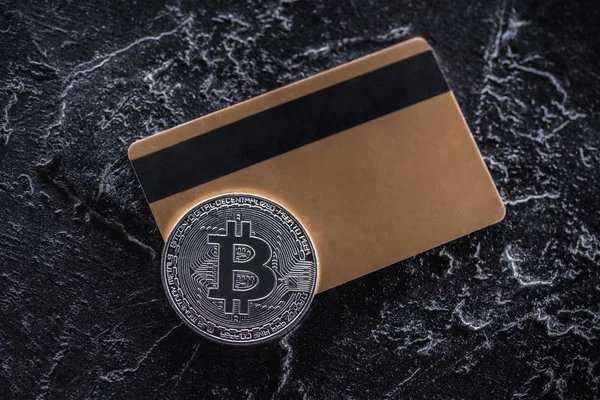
[172, 330, 284, 396]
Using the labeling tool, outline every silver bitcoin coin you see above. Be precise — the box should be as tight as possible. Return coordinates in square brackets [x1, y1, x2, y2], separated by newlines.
[162, 194, 318, 345]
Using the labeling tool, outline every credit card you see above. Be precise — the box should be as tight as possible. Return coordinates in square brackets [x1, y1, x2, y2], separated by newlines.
[129, 37, 505, 293]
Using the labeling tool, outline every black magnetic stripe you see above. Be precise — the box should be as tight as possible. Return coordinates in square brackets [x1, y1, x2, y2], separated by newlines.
[132, 50, 449, 203]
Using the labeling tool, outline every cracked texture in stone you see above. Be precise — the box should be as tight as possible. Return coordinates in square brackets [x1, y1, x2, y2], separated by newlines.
[0, 0, 599, 399]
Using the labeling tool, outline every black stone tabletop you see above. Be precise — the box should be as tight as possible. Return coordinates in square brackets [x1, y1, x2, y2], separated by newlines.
[0, 0, 599, 398]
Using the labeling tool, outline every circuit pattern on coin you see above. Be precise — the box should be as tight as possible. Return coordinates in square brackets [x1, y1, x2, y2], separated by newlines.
[162, 194, 317, 345]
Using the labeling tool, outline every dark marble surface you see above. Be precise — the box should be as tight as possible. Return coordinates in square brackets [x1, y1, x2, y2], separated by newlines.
[1, 0, 599, 398]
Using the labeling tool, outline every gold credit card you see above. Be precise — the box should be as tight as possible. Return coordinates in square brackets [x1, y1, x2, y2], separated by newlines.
[128, 37, 505, 293]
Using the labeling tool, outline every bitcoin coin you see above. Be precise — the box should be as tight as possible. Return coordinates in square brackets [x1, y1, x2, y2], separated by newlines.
[162, 194, 318, 345]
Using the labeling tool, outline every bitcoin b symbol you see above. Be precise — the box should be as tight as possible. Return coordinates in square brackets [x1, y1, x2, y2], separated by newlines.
[208, 220, 276, 314]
